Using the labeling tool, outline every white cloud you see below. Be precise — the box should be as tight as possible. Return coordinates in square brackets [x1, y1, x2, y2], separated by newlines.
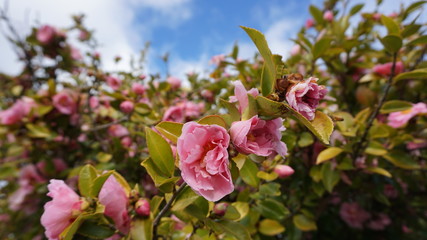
[169, 53, 210, 86]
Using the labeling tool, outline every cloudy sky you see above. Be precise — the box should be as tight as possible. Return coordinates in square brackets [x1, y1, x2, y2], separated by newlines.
[0, 0, 422, 80]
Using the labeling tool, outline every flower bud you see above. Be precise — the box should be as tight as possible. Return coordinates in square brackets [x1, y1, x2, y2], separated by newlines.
[135, 199, 150, 216]
[120, 101, 134, 114]
[121, 136, 132, 148]
[132, 83, 145, 95]
[323, 10, 334, 22]
[274, 165, 294, 178]
[213, 202, 229, 216]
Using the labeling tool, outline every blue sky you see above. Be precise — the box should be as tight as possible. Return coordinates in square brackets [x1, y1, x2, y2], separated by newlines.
[0, 0, 422, 80]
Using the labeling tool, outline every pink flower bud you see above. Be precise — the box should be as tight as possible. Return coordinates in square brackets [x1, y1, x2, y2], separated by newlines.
[274, 165, 295, 178]
[201, 89, 214, 101]
[135, 199, 150, 216]
[139, 74, 146, 80]
[37, 25, 56, 44]
[78, 30, 90, 41]
[167, 76, 181, 89]
[89, 96, 99, 109]
[305, 19, 314, 29]
[106, 76, 122, 90]
[120, 101, 134, 114]
[213, 202, 229, 216]
[121, 136, 132, 148]
[132, 83, 145, 95]
[323, 10, 334, 22]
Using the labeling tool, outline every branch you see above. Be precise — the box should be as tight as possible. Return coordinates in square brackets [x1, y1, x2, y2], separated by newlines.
[88, 117, 128, 132]
[153, 183, 187, 240]
[352, 53, 398, 161]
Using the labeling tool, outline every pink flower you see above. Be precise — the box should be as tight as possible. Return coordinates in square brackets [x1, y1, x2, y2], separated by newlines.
[132, 83, 145, 95]
[339, 202, 371, 229]
[286, 77, 327, 121]
[305, 19, 314, 29]
[99, 175, 130, 234]
[367, 213, 391, 230]
[41, 180, 82, 240]
[184, 101, 204, 118]
[121, 136, 132, 148]
[290, 45, 301, 56]
[9, 184, 34, 211]
[372, 13, 382, 21]
[53, 89, 77, 115]
[323, 10, 334, 21]
[373, 61, 404, 76]
[78, 30, 89, 41]
[210, 54, 225, 66]
[37, 25, 56, 44]
[108, 124, 129, 138]
[163, 105, 185, 123]
[163, 100, 204, 123]
[387, 102, 427, 128]
[201, 89, 214, 101]
[70, 47, 82, 61]
[230, 116, 287, 158]
[135, 199, 150, 216]
[274, 165, 294, 178]
[167, 76, 181, 89]
[229, 81, 259, 114]
[389, 12, 398, 18]
[177, 122, 233, 201]
[0, 97, 36, 125]
[106, 76, 122, 90]
[120, 101, 134, 114]
[89, 96, 99, 109]
[407, 139, 427, 150]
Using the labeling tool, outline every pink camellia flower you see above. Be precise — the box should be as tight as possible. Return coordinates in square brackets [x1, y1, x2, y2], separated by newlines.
[78, 30, 89, 41]
[229, 81, 259, 114]
[89, 96, 99, 109]
[210, 54, 225, 66]
[120, 101, 134, 114]
[184, 101, 204, 118]
[407, 139, 427, 150]
[230, 116, 288, 158]
[132, 83, 145, 95]
[387, 102, 427, 128]
[139, 74, 146, 80]
[135, 199, 150, 216]
[177, 122, 233, 202]
[41, 180, 83, 240]
[0, 97, 36, 125]
[339, 202, 371, 229]
[290, 44, 301, 56]
[37, 25, 56, 44]
[53, 89, 77, 115]
[108, 124, 129, 138]
[367, 213, 391, 230]
[305, 19, 314, 29]
[274, 165, 294, 178]
[323, 10, 334, 21]
[167, 76, 181, 89]
[120, 136, 132, 148]
[99, 175, 130, 235]
[286, 77, 328, 121]
[373, 61, 404, 76]
[201, 89, 214, 102]
[163, 105, 185, 123]
[70, 47, 82, 61]
[106, 76, 122, 90]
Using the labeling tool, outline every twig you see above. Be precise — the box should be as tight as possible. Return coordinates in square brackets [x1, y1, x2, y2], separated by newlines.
[88, 117, 128, 132]
[153, 183, 187, 240]
[352, 53, 398, 161]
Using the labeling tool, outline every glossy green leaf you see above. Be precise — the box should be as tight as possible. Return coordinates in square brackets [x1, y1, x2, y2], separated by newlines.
[198, 115, 227, 128]
[309, 5, 324, 24]
[321, 162, 340, 193]
[241, 26, 276, 96]
[78, 164, 98, 197]
[77, 220, 115, 239]
[155, 121, 183, 144]
[242, 94, 258, 121]
[256, 199, 289, 221]
[316, 147, 343, 164]
[403, 1, 427, 19]
[365, 167, 392, 178]
[216, 219, 252, 240]
[257, 171, 278, 181]
[383, 151, 420, 170]
[224, 205, 241, 220]
[365, 141, 387, 156]
[231, 202, 250, 221]
[313, 38, 332, 59]
[145, 127, 175, 177]
[240, 159, 260, 187]
[381, 15, 400, 35]
[90, 171, 113, 197]
[349, 4, 364, 16]
[259, 219, 285, 236]
[393, 68, 427, 82]
[130, 218, 153, 240]
[380, 35, 402, 53]
[407, 35, 427, 45]
[96, 152, 112, 163]
[141, 158, 179, 193]
[26, 123, 53, 139]
[259, 182, 281, 196]
[380, 100, 413, 113]
[293, 214, 317, 231]
[171, 186, 199, 211]
[298, 132, 314, 147]
[256, 96, 288, 118]
[220, 98, 241, 122]
[59, 215, 85, 240]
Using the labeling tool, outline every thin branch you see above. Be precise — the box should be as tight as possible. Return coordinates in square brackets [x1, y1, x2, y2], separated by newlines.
[352, 53, 398, 161]
[153, 183, 187, 240]
[88, 117, 128, 132]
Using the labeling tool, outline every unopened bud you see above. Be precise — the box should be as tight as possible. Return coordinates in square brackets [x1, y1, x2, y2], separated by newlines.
[274, 165, 295, 178]
[135, 199, 150, 216]
[120, 100, 134, 114]
[213, 202, 229, 216]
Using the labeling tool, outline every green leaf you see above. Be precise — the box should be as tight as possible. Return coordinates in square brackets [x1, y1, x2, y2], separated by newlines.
[155, 121, 183, 144]
[90, 171, 113, 197]
[380, 100, 413, 113]
[365, 167, 392, 178]
[78, 165, 98, 197]
[381, 15, 400, 35]
[130, 218, 153, 240]
[224, 205, 241, 220]
[309, 5, 324, 25]
[256, 96, 288, 118]
[312, 38, 332, 59]
[380, 35, 402, 53]
[365, 141, 387, 156]
[256, 199, 289, 221]
[257, 171, 278, 181]
[145, 127, 175, 177]
[259, 219, 285, 236]
[26, 123, 53, 139]
[403, 1, 427, 19]
[393, 68, 427, 83]
[316, 147, 343, 165]
[259, 182, 281, 196]
[198, 115, 227, 128]
[241, 26, 276, 96]
[349, 4, 364, 16]
[321, 162, 340, 193]
[59, 216, 85, 240]
[401, 24, 421, 38]
[242, 94, 258, 121]
[298, 132, 314, 147]
[216, 219, 252, 240]
[231, 202, 250, 221]
[407, 35, 427, 46]
[171, 186, 199, 211]
[34, 105, 53, 116]
[293, 214, 317, 231]
[96, 152, 112, 163]
[220, 99, 241, 122]
[383, 151, 420, 170]
[77, 220, 115, 239]
[141, 158, 179, 193]
[134, 103, 151, 115]
[240, 159, 260, 187]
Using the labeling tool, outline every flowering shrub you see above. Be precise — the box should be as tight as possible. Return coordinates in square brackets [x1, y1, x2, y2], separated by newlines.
[1, 1, 427, 239]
